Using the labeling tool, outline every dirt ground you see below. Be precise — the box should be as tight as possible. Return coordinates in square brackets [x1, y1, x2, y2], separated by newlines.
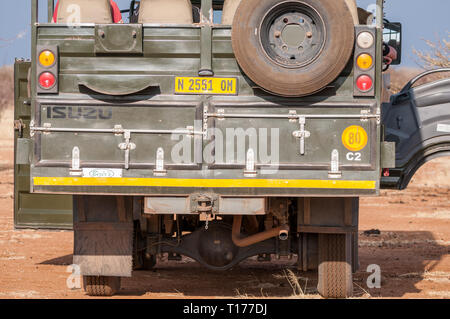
[0, 108, 448, 299]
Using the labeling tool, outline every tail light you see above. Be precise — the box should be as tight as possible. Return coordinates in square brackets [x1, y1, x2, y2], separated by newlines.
[354, 27, 376, 97]
[38, 50, 56, 67]
[356, 31, 374, 49]
[39, 72, 56, 89]
[356, 75, 373, 92]
[356, 53, 373, 70]
[37, 45, 58, 94]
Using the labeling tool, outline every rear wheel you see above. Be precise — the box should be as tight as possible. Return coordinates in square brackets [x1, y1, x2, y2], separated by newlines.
[317, 234, 353, 298]
[232, 0, 355, 97]
[83, 276, 121, 297]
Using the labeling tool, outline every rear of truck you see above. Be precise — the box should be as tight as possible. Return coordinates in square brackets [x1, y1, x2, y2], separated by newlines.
[14, 0, 450, 298]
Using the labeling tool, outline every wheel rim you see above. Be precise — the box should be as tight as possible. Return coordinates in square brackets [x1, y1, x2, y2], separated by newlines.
[259, 1, 326, 69]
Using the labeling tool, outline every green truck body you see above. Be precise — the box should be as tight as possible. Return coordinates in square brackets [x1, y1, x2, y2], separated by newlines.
[13, 0, 450, 297]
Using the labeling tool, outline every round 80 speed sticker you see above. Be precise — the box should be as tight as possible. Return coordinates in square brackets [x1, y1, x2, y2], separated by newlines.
[342, 125, 368, 152]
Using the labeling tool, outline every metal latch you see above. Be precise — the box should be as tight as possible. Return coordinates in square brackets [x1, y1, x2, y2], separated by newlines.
[70, 146, 82, 176]
[360, 110, 370, 122]
[292, 116, 310, 155]
[217, 109, 225, 121]
[118, 130, 136, 170]
[153, 147, 167, 176]
[288, 110, 298, 122]
[244, 148, 257, 177]
[328, 149, 342, 179]
[14, 119, 26, 138]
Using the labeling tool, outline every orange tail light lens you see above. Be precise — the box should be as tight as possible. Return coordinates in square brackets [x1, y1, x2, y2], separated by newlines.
[39, 50, 56, 67]
[39, 72, 56, 89]
[357, 54, 373, 70]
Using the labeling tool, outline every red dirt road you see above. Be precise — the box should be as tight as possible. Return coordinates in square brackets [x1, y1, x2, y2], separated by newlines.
[0, 109, 448, 299]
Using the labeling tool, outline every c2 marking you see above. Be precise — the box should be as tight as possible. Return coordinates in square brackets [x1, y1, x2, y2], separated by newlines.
[346, 152, 362, 161]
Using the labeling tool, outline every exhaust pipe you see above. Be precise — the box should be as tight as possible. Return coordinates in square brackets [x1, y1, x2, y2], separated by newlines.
[278, 229, 289, 241]
[232, 215, 289, 248]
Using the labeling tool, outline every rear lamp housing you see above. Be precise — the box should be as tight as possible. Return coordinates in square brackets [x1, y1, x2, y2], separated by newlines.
[354, 27, 376, 97]
[36, 45, 58, 94]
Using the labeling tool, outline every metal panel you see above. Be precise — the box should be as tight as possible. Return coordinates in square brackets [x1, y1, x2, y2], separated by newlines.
[218, 197, 266, 215]
[14, 60, 73, 230]
[28, 20, 383, 198]
[94, 24, 143, 55]
[144, 197, 190, 214]
[15, 138, 32, 165]
[33, 100, 203, 170]
[207, 102, 376, 170]
[381, 76, 450, 189]
[381, 141, 396, 169]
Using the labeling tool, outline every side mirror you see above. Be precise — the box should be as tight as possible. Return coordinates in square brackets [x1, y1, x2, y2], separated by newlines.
[383, 21, 402, 65]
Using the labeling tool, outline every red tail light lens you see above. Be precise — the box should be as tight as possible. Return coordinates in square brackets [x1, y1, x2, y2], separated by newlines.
[356, 75, 373, 92]
[39, 72, 56, 89]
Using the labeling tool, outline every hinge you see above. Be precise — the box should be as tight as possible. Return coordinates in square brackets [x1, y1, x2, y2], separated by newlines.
[29, 120, 35, 137]
[360, 110, 370, 122]
[39, 123, 52, 135]
[288, 110, 298, 122]
[186, 125, 195, 137]
[113, 124, 124, 136]
[203, 104, 209, 138]
[14, 119, 26, 138]
[217, 108, 225, 120]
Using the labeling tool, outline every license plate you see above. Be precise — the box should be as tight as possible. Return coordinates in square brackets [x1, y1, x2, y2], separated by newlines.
[174, 77, 238, 95]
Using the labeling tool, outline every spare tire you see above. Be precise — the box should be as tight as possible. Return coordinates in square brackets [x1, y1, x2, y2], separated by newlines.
[231, 0, 355, 97]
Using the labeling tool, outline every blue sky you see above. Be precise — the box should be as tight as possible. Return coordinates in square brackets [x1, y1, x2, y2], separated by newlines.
[0, 0, 449, 67]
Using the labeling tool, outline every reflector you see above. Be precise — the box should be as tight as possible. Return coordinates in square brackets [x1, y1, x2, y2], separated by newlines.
[39, 72, 56, 89]
[39, 50, 55, 67]
[357, 53, 373, 70]
[357, 31, 374, 49]
[356, 75, 373, 92]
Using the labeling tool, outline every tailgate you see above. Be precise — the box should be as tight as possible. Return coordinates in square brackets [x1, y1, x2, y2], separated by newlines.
[30, 98, 380, 196]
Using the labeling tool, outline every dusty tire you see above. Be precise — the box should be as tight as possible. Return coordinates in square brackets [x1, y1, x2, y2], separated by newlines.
[317, 234, 353, 298]
[232, 0, 355, 97]
[83, 276, 121, 296]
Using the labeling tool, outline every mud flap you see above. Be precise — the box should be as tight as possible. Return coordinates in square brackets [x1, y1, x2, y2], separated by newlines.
[73, 196, 133, 277]
[297, 197, 359, 273]
[381, 70, 450, 189]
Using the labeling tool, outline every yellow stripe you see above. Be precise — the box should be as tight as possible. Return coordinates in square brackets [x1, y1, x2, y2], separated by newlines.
[33, 177, 376, 189]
